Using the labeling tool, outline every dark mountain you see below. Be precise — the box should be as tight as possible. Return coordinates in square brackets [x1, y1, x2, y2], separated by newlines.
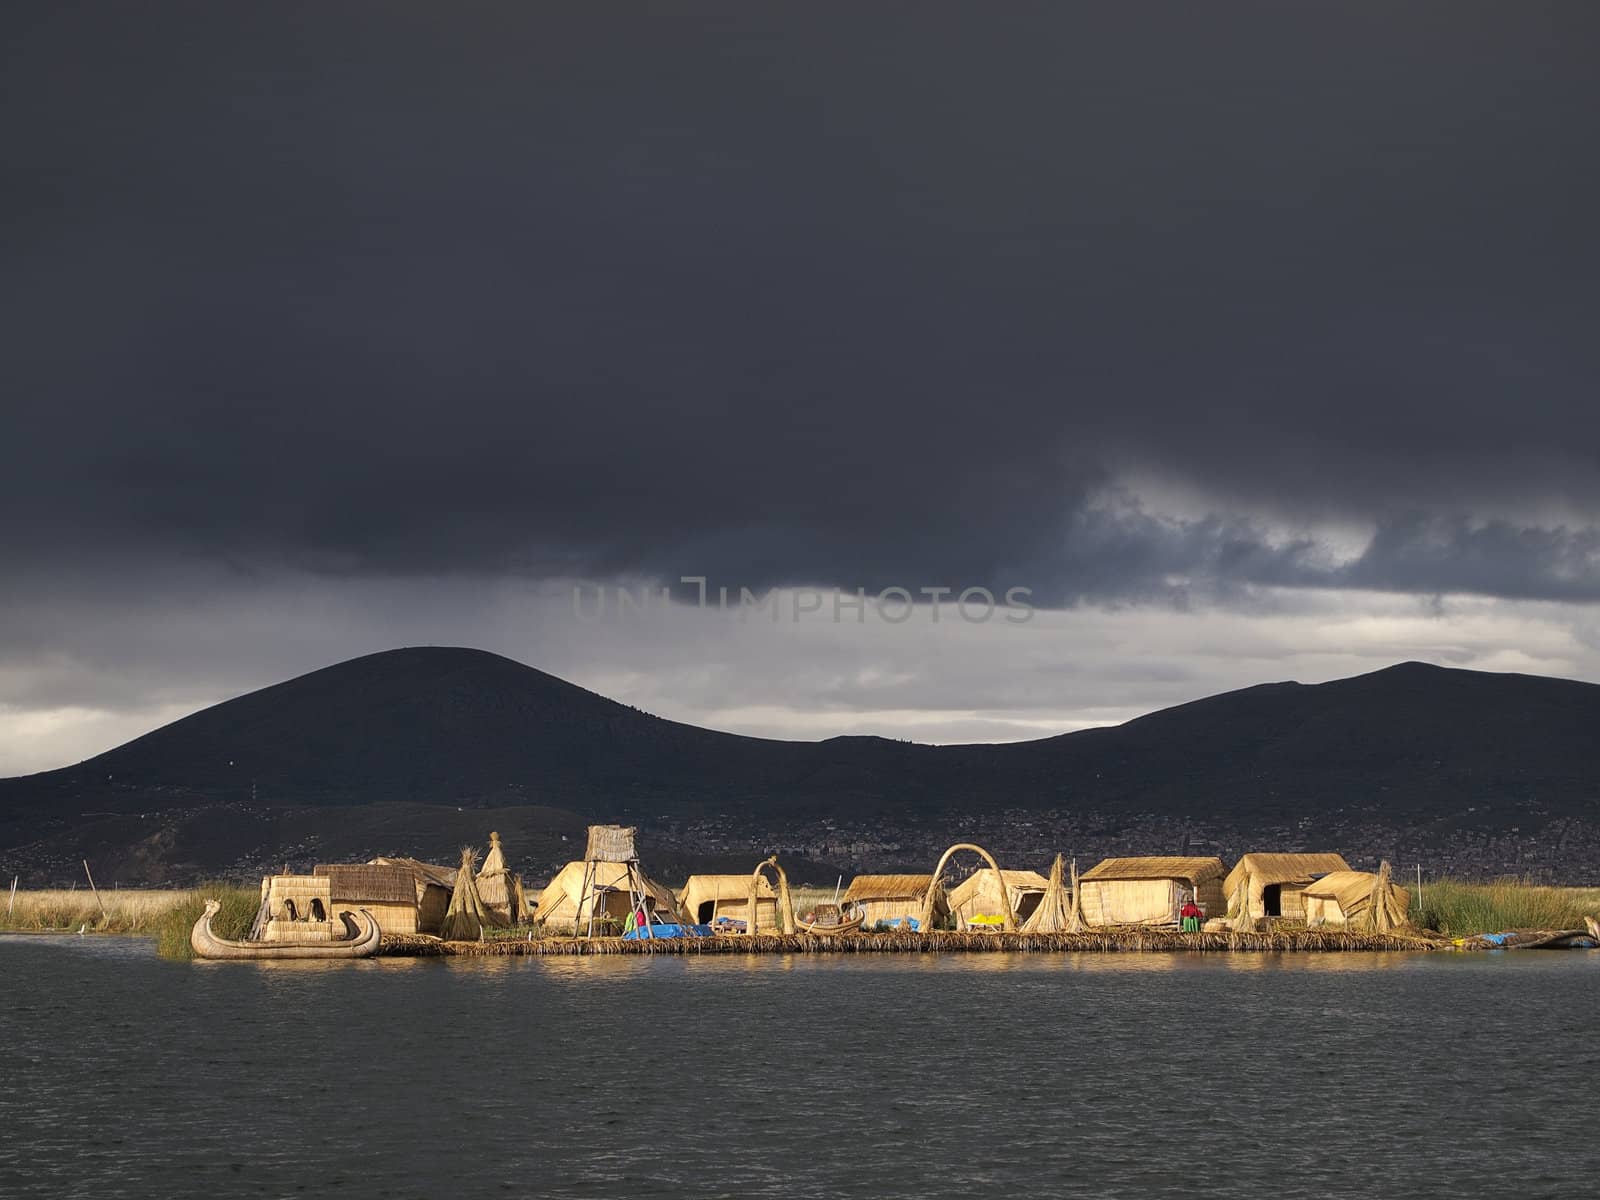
[3, 648, 1598, 883]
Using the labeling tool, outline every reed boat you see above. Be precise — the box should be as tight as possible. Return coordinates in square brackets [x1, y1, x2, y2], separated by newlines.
[796, 901, 865, 936]
[190, 899, 382, 960]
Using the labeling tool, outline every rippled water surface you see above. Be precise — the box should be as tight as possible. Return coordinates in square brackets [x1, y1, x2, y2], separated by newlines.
[3, 937, 1598, 1198]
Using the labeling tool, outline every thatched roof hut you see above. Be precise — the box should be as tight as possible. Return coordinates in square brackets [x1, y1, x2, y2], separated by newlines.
[370, 856, 456, 934]
[476, 831, 528, 927]
[1222, 853, 1350, 923]
[1020, 855, 1085, 934]
[1078, 856, 1226, 927]
[946, 868, 1050, 930]
[440, 848, 491, 941]
[841, 874, 946, 929]
[533, 860, 681, 936]
[1302, 865, 1412, 930]
[313, 863, 421, 935]
[678, 874, 778, 929]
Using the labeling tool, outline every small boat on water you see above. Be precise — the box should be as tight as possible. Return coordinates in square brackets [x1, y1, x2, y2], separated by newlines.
[796, 901, 865, 936]
[190, 899, 382, 960]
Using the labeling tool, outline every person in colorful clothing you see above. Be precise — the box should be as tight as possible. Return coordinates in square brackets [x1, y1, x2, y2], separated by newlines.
[1179, 895, 1204, 932]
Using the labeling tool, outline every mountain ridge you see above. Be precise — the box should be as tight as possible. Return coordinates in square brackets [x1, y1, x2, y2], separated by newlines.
[4, 648, 1598, 883]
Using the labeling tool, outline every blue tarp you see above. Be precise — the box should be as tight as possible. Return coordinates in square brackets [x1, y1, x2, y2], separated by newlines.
[621, 923, 714, 940]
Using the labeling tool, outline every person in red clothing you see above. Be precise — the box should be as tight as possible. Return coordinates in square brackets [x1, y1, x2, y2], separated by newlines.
[1179, 895, 1204, 932]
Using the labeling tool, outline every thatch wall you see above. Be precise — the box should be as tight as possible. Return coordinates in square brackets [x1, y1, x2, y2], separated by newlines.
[1222, 853, 1350, 921]
[585, 825, 636, 862]
[841, 874, 946, 928]
[946, 869, 1049, 930]
[679, 874, 778, 927]
[370, 857, 456, 935]
[313, 864, 421, 935]
[1079, 858, 1226, 926]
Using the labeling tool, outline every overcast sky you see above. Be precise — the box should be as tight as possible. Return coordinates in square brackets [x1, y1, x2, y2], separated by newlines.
[4, 4, 1598, 776]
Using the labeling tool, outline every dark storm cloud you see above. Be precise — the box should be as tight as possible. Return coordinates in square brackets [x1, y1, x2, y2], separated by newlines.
[4, 3, 1598, 605]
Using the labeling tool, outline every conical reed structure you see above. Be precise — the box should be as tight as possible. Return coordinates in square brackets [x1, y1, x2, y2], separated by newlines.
[476, 830, 524, 925]
[1360, 859, 1405, 933]
[441, 847, 491, 941]
[1021, 855, 1084, 933]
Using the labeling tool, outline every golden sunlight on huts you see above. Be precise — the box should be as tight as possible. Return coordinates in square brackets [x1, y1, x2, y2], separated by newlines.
[946, 868, 1049, 931]
[1302, 868, 1412, 930]
[841, 874, 946, 929]
[1222, 853, 1350, 923]
[256, 874, 336, 941]
[370, 857, 455, 934]
[534, 861, 681, 934]
[678, 874, 778, 930]
[314, 863, 423, 935]
[1078, 857, 1227, 926]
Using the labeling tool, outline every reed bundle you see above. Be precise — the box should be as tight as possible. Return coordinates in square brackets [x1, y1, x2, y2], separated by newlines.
[376, 926, 1444, 957]
[440, 847, 490, 941]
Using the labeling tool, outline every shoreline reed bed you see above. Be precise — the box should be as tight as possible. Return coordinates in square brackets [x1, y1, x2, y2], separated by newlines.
[1413, 879, 1599, 938]
[379, 927, 1444, 957]
[0, 888, 193, 934]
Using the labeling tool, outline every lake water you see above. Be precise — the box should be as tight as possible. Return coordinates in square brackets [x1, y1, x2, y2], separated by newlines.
[2, 938, 1597, 1199]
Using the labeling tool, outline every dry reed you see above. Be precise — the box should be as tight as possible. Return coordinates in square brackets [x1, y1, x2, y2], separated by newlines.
[378, 926, 1443, 957]
[0, 888, 193, 933]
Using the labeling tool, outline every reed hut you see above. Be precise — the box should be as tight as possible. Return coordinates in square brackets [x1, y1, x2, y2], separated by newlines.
[1019, 855, 1085, 934]
[313, 863, 422, 935]
[533, 861, 681, 934]
[1302, 866, 1412, 930]
[1078, 857, 1226, 927]
[1222, 853, 1350, 923]
[946, 868, 1049, 931]
[256, 873, 337, 941]
[532, 824, 683, 936]
[441, 847, 491, 940]
[678, 874, 778, 929]
[370, 857, 455, 934]
[476, 831, 529, 926]
[841, 874, 946, 929]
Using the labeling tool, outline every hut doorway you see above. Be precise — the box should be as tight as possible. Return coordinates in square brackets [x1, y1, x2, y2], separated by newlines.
[1014, 891, 1044, 924]
[1262, 884, 1283, 917]
[309, 898, 327, 921]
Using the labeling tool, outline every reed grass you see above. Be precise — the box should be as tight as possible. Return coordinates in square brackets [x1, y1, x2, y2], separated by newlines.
[0, 888, 193, 934]
[1413, 879, 1598, 937]
[151, 886, 260, 961]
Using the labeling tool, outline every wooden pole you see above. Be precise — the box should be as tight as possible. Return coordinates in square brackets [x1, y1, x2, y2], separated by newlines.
[1416, 863, 1424, 915]
[82, 859, 108, 920]
[7, 875, 16, 918]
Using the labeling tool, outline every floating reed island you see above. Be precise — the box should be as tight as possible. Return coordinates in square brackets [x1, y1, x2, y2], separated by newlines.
[193, 824, 1599, 961]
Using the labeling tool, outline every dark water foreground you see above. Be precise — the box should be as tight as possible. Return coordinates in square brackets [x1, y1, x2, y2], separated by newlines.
[2, 937, 1597, 1200]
